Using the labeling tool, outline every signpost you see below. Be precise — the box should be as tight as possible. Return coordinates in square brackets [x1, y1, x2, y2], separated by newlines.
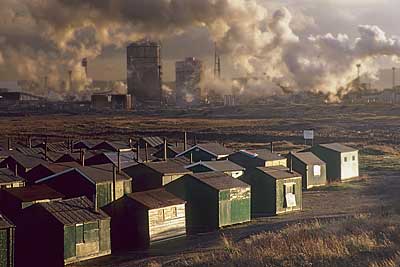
[304, 130, 314, 146]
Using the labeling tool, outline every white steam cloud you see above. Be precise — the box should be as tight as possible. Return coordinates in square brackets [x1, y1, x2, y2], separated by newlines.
[0, 0, 399, 101]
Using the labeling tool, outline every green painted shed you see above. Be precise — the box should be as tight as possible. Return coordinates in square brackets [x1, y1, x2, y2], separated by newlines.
[240, 166, 302, 216]
[287, 152, 327, 189]
[16, 196, 111, 267]
[229, 149, 287, 169]
[186, 160, 245, 178]
[103, 188, 186, 250]
[0, 214, 14, 267]
[176, 143, 233, 162]
[166, 172, 251, 233]
[311, 143, 359, 182]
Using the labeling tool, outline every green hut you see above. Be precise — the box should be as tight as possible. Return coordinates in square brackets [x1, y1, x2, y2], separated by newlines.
[287, 152, 327, 189]
[240, 166, 302, 216]
[17, 196, 111, 267]
[166, 172, 251, 233]
[0, 214, 14, 267]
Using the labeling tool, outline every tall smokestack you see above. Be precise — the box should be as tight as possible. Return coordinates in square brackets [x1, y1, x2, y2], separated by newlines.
[82, 58, 88, 79]
[356, 64, 361, 88]
[270, 141, 274, 153]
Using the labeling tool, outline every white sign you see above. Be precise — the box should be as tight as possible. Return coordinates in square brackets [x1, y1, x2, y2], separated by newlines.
[286, 193, 297, 208]
[304, 130, 314, 140]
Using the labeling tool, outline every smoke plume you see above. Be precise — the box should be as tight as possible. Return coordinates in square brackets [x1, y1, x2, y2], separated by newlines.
[0, 0, 400, 100]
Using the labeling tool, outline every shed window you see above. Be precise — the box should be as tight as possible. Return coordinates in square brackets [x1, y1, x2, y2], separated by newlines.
[344, 157, 348, 162]
[352, 155, 356, 161]
[313, 165, 321, 176]
[75, 222, 99, 244]
[284, 183, 296, 208]
[164, 207, 178, 220]
[284, 183, 295, 195]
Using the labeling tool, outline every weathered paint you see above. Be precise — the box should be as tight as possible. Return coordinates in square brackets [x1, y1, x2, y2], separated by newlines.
[290, 156, 327, 189]
[265, 159, 287, 167]
[64, 220, 111, 265]
[0, 228, 14, 267]
[148, 204, 186, 242]
[275, 178, 302, 214]
[311, 146, 359, 182]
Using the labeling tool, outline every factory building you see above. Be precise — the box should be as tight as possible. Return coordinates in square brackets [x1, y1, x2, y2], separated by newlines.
[127, 40, 162, 106]
[175, 57, 203, 107]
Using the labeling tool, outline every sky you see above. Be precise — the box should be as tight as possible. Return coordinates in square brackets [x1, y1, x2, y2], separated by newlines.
[0, 0, 399, 96]
[86, 0, 400, 82]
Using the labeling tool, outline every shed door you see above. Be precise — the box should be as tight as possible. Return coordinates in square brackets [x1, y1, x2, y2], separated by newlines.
[219, 201, 231, 227]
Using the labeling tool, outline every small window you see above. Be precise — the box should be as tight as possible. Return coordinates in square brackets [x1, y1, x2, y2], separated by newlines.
[157, 209, 164, 222]
[344, 157, 348, 162]
[352, 155, 356, 161]
[313, 165, 321, 176]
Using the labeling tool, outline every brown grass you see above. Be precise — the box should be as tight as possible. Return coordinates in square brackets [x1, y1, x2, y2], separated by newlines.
[152, 213, 400, 267]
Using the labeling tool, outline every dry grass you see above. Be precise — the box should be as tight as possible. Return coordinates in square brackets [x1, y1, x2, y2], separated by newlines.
[153, 213, 400, 267]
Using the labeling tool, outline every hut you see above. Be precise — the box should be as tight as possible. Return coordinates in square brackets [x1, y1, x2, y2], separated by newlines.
[35, 164, 132, 209]
[25, 162, 80, 185]
[0, 185, 64, 221]
[166, 172, 251, 233]
[90, 141, 132, 152]
[186, 160, 245, 178]
[137, 136, 165, 149]
[287, 152, 327, 189]
[0, 153, 46, 179]
[73, 140, 99, 151]
[103, 188, 186, 250]
[123, 161, 192, 192]
[240, 166, 302, 216]
[0, 213, 15, 267]
[229, 149, 287, 169]
[16, 197, 111, 267]
[176, 143, 233, 162]
[311, 143, 359, 182]
[85, 151, 138, 168]
[0, 168, 25, 189]
[153, 144, 187, 159]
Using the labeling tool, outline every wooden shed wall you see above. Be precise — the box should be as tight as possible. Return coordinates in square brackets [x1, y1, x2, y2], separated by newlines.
[311, 147, 341, 182]
[275, 177, 302, 215]
[148, 204, 186, 242]
[240, 169, 276, 216]
[219, 187, 251, 227]
[0, 228, 14, 267]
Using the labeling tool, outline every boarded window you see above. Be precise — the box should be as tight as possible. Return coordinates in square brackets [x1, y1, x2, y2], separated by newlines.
[284, 183, 296, 208]
[163, 207, 177, 220]
[313, 165, 321, 176]
[76, 223, 84, 244]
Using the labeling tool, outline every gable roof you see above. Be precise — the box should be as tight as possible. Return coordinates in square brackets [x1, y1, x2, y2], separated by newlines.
[16, 147, 44, 156]
[187, 160, 245, 172]
[141, 161, 192, 175]
[291, 152, 325, 165]
[103, 151, 138, 169]
[39, 196, 109, 225]
[141, 136, 164, 148]
[126, 189, 185, 209]
[0, 213, 14, 229]
[5, 152, 47, 169]
[3, 185, 64, 202]
[189, 172, 249, 191]
[36, 163, 131, 185]
[256, 166, 301, 180]
[0, 168, 25, 185]
[177, 143, 233, 158]
[318, 143, 357, 153]
[73, 140, 99, 150]
[90, 141, 132, 152]
[234, 149, 284, 161]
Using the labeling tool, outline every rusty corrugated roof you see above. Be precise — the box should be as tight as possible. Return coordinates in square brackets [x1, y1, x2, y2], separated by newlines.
[127, 189, 185, 209]
[3, 185, 64, 202]
[39, 196, 109, 225]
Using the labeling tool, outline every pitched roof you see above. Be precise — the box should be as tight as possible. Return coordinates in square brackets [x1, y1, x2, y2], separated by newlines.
[235, 149, 284, 161]
[103, 151, 138, 169]
[189, 172, 249, 191]
[73, 140, 99, 150]
[91, 141, 132, 152]
[256, 166, 301, 180]
[127, 189, 185, 209]
[318, 143, 357, 153]
[177, 143, 233, 158]
[0, 213, 14, 229]
[6, 152, 47, 169]
[291, 152, 325, 165]
[141, 136, 164, 148]
[188, 160, 245, 172]
[0, 168, 25, 185]
[3, 185, 64, 202]
[16, 147, 44, 156]
[142, 161, 192, 175]
[39, 196, 109, 225]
